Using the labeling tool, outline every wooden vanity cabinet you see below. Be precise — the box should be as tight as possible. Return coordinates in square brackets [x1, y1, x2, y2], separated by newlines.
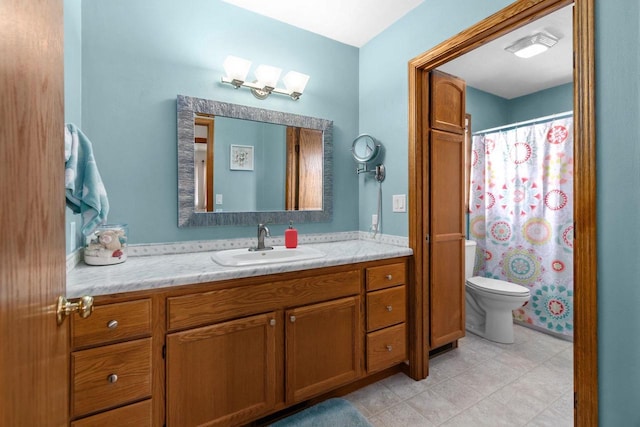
[364, 262, 408, 373]
[69, 256, 409, 427]
[69, 299, 153, 426]
[165, 268, 363, 427]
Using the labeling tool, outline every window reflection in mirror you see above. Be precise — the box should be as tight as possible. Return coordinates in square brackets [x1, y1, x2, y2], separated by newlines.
[193, 115, 323, 213]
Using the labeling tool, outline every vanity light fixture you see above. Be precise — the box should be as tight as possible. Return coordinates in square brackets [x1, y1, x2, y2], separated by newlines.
[505, 32, 559, 59]
[221, 55, 310, 100]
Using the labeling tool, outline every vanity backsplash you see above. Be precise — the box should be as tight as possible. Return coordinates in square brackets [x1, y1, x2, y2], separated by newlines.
[66, 231, 409, 272]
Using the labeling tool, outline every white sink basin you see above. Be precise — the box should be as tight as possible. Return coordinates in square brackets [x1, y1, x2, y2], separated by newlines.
[211, 245, 326, 267]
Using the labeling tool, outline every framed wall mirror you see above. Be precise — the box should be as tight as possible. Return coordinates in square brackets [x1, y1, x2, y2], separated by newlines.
[177, 95, 333, 227]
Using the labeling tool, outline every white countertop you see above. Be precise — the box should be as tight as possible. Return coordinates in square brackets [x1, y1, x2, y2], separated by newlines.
[66, 240, 413, 298]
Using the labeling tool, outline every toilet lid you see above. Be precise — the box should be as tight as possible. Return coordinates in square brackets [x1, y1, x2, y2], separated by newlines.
[466, 276, 530, 296]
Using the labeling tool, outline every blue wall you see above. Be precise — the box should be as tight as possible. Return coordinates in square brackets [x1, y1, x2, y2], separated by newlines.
[65, 1, 640, 422]
[467, 83, 573, 134]
[212, 118, 286, 212]
[64, 0, 83, 254]
[213, 118, 259, 212]
[507, 83, 573, 124]
[596, 2, 640, 425]
[358, 1, 514, 237]
[255, 122, 286, 211]
[64, 0, 81, 126]
[78, 0, 359, 244]
[466, 86, 510, 133]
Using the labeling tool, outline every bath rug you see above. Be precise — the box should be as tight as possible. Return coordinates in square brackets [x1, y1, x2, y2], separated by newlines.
[269, 398, 372, 427]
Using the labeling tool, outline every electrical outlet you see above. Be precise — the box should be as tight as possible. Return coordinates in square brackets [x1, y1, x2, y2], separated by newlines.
[392, 194, 407, 212]
[372, 214, 378, 228]
[215, 194, 223, 204]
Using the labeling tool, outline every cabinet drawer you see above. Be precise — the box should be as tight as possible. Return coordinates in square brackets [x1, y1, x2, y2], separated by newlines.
[71, 299, 151, 348]
[168, 269, 361, 330]
[72, 338, 152, 417]
[366, 262, 406, 291]
[366, 323, 407, 373]
[71, 399, 152, 427]
[366, 285, 406, 332]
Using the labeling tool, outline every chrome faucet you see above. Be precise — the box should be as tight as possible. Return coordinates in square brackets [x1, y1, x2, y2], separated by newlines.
[249, 223, 273, 251]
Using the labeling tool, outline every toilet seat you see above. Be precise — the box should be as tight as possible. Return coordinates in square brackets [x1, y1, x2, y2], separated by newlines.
[466, 276, 529, 297]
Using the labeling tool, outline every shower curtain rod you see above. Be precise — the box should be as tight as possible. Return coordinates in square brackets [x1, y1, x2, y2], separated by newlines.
[473, 110, 573, 135]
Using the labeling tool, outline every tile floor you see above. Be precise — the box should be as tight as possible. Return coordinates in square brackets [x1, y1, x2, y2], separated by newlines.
[345, 325, 573, 426]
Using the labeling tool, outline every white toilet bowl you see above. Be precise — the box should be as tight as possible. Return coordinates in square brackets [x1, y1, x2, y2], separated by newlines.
[464, 240, 530, 344]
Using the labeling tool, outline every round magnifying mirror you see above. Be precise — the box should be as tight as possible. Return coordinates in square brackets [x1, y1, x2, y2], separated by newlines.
[351, 134, 380, 163]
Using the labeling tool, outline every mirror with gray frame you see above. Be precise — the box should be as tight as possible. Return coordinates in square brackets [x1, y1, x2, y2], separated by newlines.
[177, 95, 333, 227]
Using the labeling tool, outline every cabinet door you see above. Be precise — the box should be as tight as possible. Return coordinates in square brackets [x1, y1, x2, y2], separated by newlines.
[430, 70, 466, 134]
[430, 128, 466, 348]
[285, 296, 362, 403]
[166, 312, 277, 427]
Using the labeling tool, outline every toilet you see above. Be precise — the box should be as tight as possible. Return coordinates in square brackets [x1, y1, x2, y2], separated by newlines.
[464, 240, 530, 344]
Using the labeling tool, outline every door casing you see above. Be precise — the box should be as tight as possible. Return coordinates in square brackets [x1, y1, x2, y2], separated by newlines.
[407, 0, 597, 425]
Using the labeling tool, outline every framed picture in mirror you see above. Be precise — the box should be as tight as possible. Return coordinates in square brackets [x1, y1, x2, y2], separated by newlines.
[230, 144, 254, 170]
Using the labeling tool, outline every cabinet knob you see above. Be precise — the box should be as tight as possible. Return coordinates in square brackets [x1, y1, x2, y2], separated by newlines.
[107, 374, 118, 384]
[290, 315, 296, 323]
[269, 319, 276, 326]
[386, 274, 393, 280]
[386, 305, 393, 312]
[107, 320, 119, 329]
[386, 345, 393, 352]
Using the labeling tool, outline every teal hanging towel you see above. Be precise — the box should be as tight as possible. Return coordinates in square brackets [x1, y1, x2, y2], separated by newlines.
[64, 123, 110, 236]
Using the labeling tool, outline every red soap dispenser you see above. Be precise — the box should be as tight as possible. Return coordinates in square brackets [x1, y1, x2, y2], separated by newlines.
[285, 221, 298, 248]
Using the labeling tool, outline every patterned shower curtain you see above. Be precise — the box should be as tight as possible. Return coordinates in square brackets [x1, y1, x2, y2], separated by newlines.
[468, 115, 574, 338]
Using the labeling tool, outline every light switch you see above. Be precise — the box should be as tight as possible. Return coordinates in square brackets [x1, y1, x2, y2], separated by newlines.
[215, 194, 223, 205]
[392, 194, 406, 212]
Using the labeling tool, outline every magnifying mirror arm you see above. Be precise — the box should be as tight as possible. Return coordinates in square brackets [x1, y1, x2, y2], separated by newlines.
[355, 163, 369, 174]
[356, 163, 385, 182]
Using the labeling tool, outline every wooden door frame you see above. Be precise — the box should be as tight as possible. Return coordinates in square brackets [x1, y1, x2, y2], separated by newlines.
[407, 0, 597, 425]
[194, 117, 214, 211]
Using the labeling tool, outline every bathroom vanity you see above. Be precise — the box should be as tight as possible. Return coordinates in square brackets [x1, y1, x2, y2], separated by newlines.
[66, 240, 411, 426]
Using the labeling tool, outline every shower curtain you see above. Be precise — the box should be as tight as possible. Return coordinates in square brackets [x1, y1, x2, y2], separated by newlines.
[468, 115, 573, 338]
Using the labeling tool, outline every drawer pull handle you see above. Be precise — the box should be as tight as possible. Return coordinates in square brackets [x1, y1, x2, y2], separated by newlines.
[386, 274, 393, 280]
[386, 345, 393, 352]
[107, 374, 118, 384]
[386, 305, 393, 312]
[269, 319, 276, 326]
[290, 315, 296, 323]
[107, 320, 119, 329]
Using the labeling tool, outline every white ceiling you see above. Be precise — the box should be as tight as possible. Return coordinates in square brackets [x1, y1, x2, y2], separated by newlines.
[222, 1, 573, 99]
[221, 0, 425, 48]
[438, 5, 573, 99]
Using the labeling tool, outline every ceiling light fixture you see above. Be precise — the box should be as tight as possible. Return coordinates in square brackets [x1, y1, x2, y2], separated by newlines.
[221, 56, 310, 100]
[505, 32, 559, 59]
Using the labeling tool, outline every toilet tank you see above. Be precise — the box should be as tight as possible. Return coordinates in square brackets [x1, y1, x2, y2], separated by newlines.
[465, 240, 477, 279]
